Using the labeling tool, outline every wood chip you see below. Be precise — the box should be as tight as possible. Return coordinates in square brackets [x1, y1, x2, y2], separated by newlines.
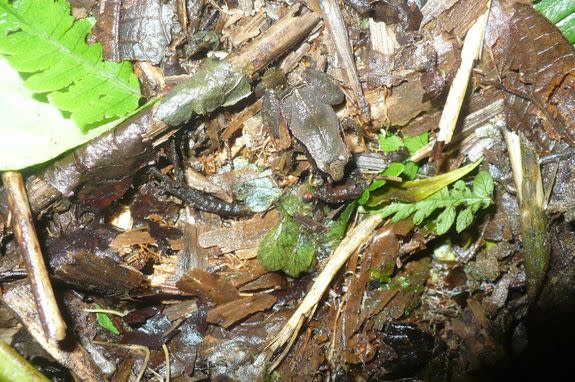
[207, 294, 277, 328]
[198, 211, 280, 253]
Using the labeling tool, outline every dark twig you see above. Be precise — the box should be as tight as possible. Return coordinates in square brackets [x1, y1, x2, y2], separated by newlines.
[1, 172, 67, 343]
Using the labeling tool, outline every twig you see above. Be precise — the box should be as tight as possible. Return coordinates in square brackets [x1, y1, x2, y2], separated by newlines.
[433, 4, 491, 158]
[162, 344, 171, 382]
[316, 0, 370, 120]
[263, 213, 383, 370]
[83, 308, 128, 317]
[1, 171, 66, 343]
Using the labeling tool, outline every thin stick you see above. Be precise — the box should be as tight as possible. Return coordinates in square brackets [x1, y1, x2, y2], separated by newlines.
[162, 344, 171, 382]
[433, 4, 491, 158]
[1, 171, 67, 343]
[264, 213, 383, 369]
[83, 308, 128, 317]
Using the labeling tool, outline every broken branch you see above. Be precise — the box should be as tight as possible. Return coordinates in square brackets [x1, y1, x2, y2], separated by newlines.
[1, 171, 67, 343]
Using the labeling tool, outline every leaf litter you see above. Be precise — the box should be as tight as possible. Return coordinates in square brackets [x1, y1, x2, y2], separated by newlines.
[1, 0, 575, 380]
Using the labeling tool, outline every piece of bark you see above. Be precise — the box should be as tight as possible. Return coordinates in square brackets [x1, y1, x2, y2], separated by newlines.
[49, 250, 146, 295]
[206, 294, 277, 328]
[176, 268, 240, 304]
[93, 0, 181, 64]
[1, 281, 103, 381]
[421, 0, 490, 39]
[238, 272, 287, 293]
[317, 0, 370, 120]
[43, 223, 145, 295]
[198, 211, 280, 253]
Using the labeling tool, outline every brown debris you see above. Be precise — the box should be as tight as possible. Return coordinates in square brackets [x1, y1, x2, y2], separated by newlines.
[206, 293, 277, 328]
[176, 268, 240, 304]
[198, 211, 280, 253]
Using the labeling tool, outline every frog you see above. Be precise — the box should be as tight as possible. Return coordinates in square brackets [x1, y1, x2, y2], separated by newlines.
[262, 69, 351, 181]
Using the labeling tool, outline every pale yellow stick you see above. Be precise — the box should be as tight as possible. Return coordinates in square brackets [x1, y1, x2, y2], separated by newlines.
[436, 6, 490, 147]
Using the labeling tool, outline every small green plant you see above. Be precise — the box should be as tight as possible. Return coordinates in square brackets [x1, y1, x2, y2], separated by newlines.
[258, 194, 355, 277]
[93, 305, 120, 335]
[0, 0, 141, 170]
[378, 171, 494, 235]
[358, 131, 428, 204]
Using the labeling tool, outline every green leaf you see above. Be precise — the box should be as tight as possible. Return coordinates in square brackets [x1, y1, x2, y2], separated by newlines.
[94, 305, 120, 335]
[535, 0, 575, 44]
[534, 0, 575, 24]
[435, 206, 456, 235]
[0, 0, 140, 129]
[382, 162, 405, 177]
[403, 132, 429, 156]
[472, 171, 494, 198]
[258, 217, 316, 278]
[378, 132, 403, 153]
[369, 167, 494, 236]
[411, 199, 437, 225]
[379, 202, 406, 218]
[325, 202, 356, 245]
[402, 161, 419, 180]
[390, 203, 417, 223]
[0, 56, 116, 170]
[0, 342, 50, 382]
[358, 179, 386, 205]
[456, 206, 475, 233]
[366, 159, 482, 207]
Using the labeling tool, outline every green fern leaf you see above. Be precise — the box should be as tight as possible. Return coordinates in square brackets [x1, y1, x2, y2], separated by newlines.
[0, 0, 140, 129]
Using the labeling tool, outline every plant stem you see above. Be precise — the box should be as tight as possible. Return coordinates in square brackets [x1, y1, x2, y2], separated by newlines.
[0, 341, 50, 382]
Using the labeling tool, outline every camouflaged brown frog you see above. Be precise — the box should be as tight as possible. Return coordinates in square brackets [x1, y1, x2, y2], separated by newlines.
[262, 69, 350, 181]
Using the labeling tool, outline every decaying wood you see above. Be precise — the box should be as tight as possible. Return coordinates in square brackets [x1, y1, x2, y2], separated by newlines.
[176, 268, 240, 304]
[1, 281, 103, 381]
[1, 172, 66, 343]
[198, 211, 280, 253]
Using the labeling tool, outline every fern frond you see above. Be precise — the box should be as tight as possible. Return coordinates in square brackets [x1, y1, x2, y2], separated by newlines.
[0, 0, 140, 128]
